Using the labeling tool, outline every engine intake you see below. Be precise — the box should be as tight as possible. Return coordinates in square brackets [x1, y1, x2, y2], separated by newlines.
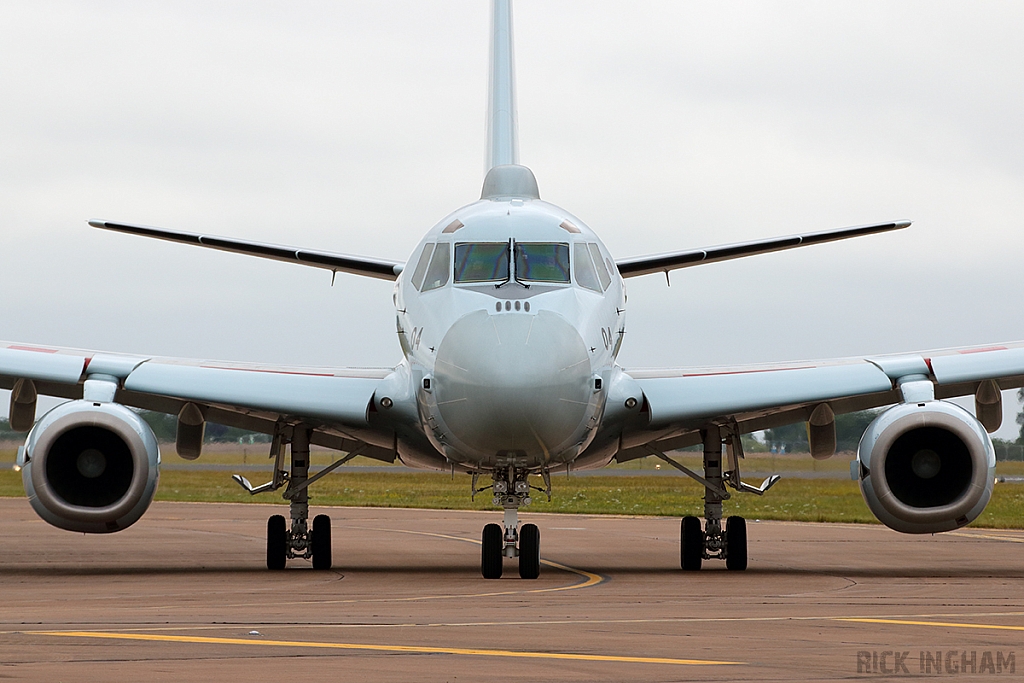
[22, 401, 160, 533]
[856, 401, 994, 534]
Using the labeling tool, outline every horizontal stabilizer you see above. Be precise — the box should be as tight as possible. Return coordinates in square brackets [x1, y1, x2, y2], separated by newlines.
[615, 220, 910, 278]
[90, 220, 403, 281]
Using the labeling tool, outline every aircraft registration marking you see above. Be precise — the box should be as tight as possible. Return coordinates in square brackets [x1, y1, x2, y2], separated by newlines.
[26, 630, 741, 666]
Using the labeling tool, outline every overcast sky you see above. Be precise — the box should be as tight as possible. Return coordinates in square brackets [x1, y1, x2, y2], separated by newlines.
[2, 1, 1024, 437]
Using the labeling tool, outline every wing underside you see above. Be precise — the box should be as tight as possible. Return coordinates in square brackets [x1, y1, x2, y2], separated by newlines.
[0, 342, 398, 460]
[618, 342, 1024, 460]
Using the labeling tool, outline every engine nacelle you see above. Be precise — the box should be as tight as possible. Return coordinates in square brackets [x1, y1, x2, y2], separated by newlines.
[21, 401, 160, 533]
[856, 401, 994, 534]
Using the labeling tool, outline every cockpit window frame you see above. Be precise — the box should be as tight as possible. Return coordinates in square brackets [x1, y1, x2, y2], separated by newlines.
[453, 241, 511, 285]
[411, 242, 435, 291]
[573, 242, 602, 293]
[588, 243, 612, 291]
[513, 241, 571, 285]
[421, 242, 451, 292]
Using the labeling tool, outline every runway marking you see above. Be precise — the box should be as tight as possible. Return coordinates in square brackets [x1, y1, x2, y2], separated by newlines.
[836, 618, 1024, 633]
[949, 531, 1024, 543]
[14, 610, 1024, 638]
[27, 631, 741, 666]
[347, 526, 605, 593]
[186, 526, 604, 611]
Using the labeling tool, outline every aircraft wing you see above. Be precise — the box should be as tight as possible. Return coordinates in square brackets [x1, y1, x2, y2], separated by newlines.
[0, 341, 397, 459]
[89, 220, 403, 281]
[617, 342, 1024, 459]
[614, 220, 910, 279]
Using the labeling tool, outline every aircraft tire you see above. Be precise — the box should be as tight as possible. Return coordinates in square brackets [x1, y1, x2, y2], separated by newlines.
[311, 514, 332, 570]
[481, 523, 503, 579]
[680, 516, 703, 571]
[267, 515, 287, 570]
[725, 516, 747, 571]
[518, 523, 540, 579]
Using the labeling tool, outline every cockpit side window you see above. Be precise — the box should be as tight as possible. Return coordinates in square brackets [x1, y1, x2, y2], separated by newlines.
[411, 243, 435, 291]
[589, 243, 612, 291]
[573, 243, 602, 292]
[454, 242, 510, 283]
[421, 242, 451, 291]
[515, 242, 570, 283]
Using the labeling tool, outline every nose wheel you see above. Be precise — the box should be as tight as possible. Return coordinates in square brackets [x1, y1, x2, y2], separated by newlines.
[518, 523, 540, 579]
[478, 467, 541, 579]
[481, 523, 503, 578]
[480, 521, 540, 579]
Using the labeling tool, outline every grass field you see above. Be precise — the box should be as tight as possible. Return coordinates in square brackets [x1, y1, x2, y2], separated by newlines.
[2, 447, 1023, 528]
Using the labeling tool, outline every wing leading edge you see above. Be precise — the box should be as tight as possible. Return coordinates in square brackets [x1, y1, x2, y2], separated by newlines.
[618, 342, 1024, 460]
[615, 220, 910, 279]
[89, 221, 403, 281]
[0, 341, 396, 457]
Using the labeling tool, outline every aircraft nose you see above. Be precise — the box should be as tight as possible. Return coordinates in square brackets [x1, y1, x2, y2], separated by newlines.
[433, 308, 592, 462]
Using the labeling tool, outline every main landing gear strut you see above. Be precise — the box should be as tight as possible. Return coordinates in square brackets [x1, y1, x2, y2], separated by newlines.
[232, 424, 334, 570]
[652, 425, 780, 571]
[475, 466, 548, 579]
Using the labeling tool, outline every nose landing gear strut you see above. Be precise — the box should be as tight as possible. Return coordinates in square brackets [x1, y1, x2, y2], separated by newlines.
[476, 466, 545, 579]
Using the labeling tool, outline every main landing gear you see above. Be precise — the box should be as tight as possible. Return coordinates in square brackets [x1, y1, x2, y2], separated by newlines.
[652, 425, 779, 571]
[476, 466, 547, 579]
[233, 424, 335, 570]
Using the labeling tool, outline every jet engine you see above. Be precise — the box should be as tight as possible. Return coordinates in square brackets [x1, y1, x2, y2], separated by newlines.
[856, 401, 994, 534]
[20, 401, 160, 533]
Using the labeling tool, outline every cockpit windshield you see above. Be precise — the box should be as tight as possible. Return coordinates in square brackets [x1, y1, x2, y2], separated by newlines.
[454, 242, 510, 283]
[514, 242, 570, 283]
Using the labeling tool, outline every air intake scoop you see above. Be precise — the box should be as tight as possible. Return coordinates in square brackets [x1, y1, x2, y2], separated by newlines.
[481, 164, 540, 200]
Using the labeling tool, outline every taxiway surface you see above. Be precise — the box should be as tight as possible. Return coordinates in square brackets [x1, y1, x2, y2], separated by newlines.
[2, 498, 1022, 681]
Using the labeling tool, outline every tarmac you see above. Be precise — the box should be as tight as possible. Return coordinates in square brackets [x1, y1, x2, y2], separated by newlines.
[2, 497, 1023, 681]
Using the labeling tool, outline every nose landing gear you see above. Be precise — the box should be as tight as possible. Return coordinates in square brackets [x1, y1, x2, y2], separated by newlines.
[476, 467, 543, 579]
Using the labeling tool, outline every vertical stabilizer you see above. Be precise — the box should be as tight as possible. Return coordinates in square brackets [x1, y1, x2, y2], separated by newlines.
[486, 0, 519, 170]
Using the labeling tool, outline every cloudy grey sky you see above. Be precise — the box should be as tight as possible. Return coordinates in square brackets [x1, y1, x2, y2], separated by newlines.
[2, 1, 1023, 437]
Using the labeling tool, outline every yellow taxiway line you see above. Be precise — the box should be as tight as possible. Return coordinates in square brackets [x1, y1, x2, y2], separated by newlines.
[836, 617, 1024, 632]
[27, 630, 741, 666]
[949, 531, 1024, 543]
[350, 526, 605, 593]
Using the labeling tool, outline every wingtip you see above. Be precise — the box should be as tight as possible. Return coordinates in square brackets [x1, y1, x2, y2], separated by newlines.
[895, 220, 912, 229]
[87, 220, 106, 228]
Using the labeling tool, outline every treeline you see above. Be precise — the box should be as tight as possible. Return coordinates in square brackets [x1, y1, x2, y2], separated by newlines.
[0, 411, 269, 445]
[136, 411, 271, 444]
[3, 404, 1023, 452]
[0, 408, 956, 451]
[762, 410, 881, 454]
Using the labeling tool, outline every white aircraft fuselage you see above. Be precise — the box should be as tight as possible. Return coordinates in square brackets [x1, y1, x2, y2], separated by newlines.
[393, 188, 626, 472]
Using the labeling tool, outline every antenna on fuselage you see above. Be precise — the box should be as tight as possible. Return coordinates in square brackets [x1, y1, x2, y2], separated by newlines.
[482, 0, 540, 200]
